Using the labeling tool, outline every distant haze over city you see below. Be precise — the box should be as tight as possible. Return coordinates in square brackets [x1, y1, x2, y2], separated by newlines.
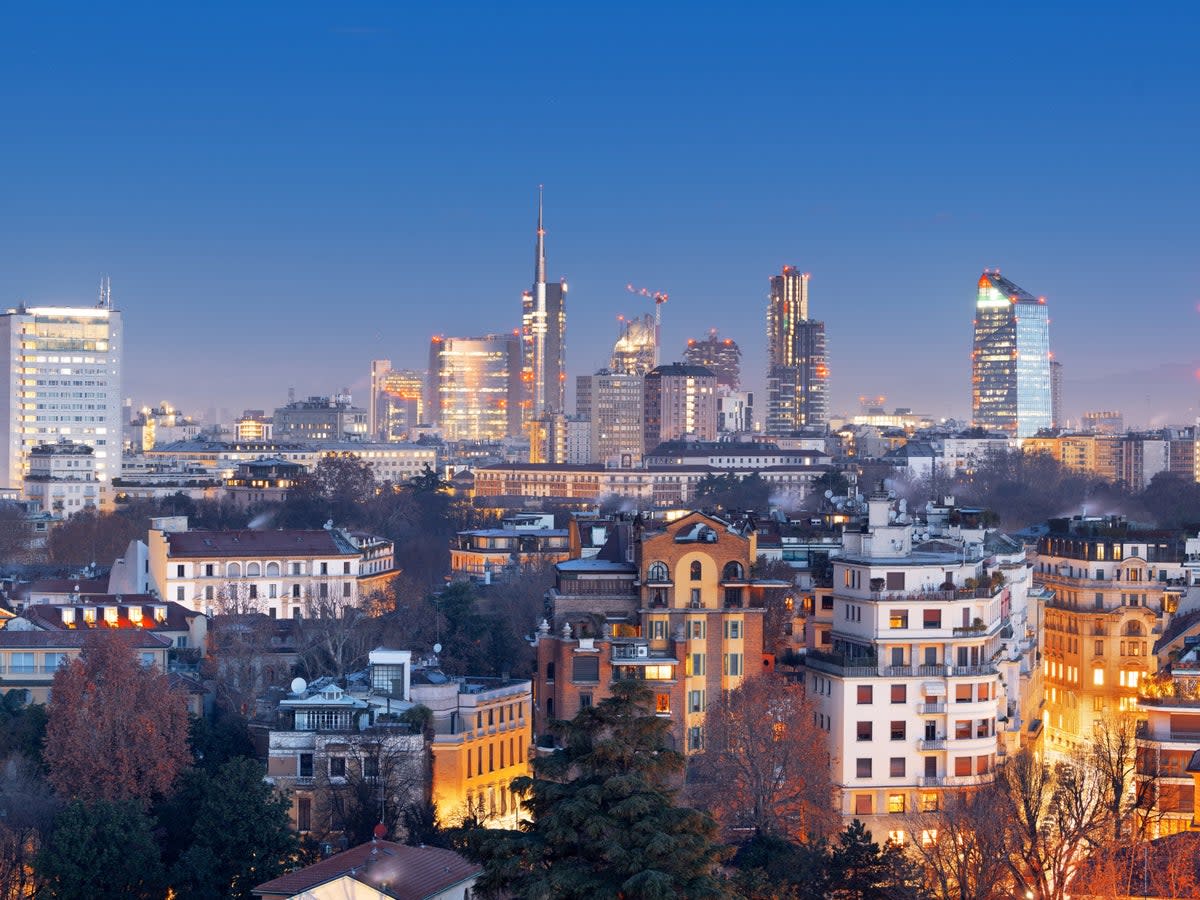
[1, 5, 1197, 426]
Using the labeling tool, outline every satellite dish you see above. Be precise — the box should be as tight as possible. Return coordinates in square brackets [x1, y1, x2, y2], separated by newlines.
[433, 642, 443, 654]
[290, 677, 307, 695]
[824, 490, 833, 499]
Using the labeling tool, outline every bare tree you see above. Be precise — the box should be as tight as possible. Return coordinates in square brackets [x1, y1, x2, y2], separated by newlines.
[688, 673, 837, 843]
[205, 583, 279, 717]
[295, 580, 378, 681]
[311, 732, 427, 846]
[905, 785, 1011, 900]
[0, 754, 59, 900]
[995, 748, 1110, 900]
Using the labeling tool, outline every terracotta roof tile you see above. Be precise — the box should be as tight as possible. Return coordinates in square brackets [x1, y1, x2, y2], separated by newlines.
[165, 529, 357, 558]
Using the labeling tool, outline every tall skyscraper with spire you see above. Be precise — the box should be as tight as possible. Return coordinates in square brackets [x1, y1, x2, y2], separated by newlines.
[971, 270, 1051, 437]
[765, 266, 828, 434]
[521, 189, 568, 461]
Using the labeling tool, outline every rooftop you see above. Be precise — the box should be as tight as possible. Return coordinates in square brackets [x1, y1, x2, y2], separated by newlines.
[163, 528, 359, 557]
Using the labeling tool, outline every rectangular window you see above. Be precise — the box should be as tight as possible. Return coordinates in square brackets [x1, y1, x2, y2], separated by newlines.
[297, 797, 312, 832]
[889, 610, 909, 629]
[320, 562, 329, 575]
[724, 620, 742, 640]
[329, 756, 346, 778]
[923, 609, 941, 629]
[688, 726, 703, 751]
[887, 793, 905, 813]
[690, 588, 701, 606]
[689, 619, 705, 639]
[886, 572, 905, 591]
[343, 561, 351, 574]
[856, 758, 872, 778]
[890, 757, 905, 778]
[578, 693, 593, 709]
[954, 756, 972, 777]
[205, 564, 214, 577]
[854, 794, 873, 815]
[920, 792, 939, 812]
[976, 755, 991, 776]
[176, 564, 185, 577]
[204, 585, 214, 600]
[655, 693, 670, 714]
[723, 653, 743, 677]
[890, 721, 906, 740]
[891, 684, 906, 704]
[650, 620, 666, 640]
[857, 721, 873, 742]
[924, 756, 937, 778]
[343, 582, 352, 597]
[1093, 668, 1104, 686]
[857, 685, 873, 704]
[299, 753, 313, 777]
[691, 653, 706, 676]
[572, 656, 600, 683]
[955, 684, 973, 703]
[249, 584, 258, 600]
[689, 690, 706, 713]
[176, 586, 185, 602]
[292, 584, 301, 598]
[955, 720, 971, 740]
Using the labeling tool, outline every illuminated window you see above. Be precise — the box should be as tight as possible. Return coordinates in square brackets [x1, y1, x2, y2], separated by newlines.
[889, 610, 909, 629]
[1093, 668, 1104, 686]
[887, 794, 906, 814]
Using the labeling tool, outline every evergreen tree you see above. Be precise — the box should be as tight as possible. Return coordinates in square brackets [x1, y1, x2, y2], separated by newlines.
[473, 681, 729, 899]
[37, 800, 164, 900]
[170, 757, 297, 900]
[826, 820, 926, 900]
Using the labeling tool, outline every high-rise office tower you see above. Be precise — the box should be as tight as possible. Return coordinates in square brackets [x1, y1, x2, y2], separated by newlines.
[971, 271, 1052, 437]
[610, 314, 657, 376]
[576, 370, 645, 466]
[370, 360, 425, 442]
[428, 334, 520, 442]
[521, 191, 567, 423]
[0, 285, 123, 507]
[765, 266, 828, 433]
[684, 330, 741, 389]
[643, 364, 718, 451]
[1050, 358, 1063, 430]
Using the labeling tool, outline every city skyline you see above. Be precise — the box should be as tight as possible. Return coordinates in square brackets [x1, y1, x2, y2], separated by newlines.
[1, 5, 1197, 425]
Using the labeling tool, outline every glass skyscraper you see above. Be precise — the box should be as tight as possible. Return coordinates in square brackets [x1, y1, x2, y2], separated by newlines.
[971, 271, 1051, 437]
[765, 266, 828, 433]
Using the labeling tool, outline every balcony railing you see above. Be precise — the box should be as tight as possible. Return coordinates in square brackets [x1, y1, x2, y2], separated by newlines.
[918, 702, 946, 715]
[918, 738, 947, 751]
[869, 586, 1000, 603]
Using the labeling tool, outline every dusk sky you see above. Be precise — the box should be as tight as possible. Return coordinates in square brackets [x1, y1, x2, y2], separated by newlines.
[2, 3, 1197, 427]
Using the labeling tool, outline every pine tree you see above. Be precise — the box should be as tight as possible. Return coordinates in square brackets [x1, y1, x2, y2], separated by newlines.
[37, 800, 164, 900]
[474, 680, 729, 899]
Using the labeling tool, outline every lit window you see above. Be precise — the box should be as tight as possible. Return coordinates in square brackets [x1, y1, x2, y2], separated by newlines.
[1093, 668, 1104, 686]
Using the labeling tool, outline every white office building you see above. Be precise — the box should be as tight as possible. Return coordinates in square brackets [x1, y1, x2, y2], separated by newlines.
[0, 294, 123, 508]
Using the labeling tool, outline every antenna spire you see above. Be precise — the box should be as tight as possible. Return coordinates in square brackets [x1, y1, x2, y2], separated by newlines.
[98, 275, 111, 309]
[534, 185, 546, 285]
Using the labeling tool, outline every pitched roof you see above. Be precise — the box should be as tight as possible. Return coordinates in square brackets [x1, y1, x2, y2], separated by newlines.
[0, 630, 170, 649]
[252, 840, 480, 900]
[164, 529, 358, 558]
[22, 599, 198, 632]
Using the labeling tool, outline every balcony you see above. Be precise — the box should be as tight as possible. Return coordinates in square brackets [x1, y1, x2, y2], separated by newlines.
[917, 702, 946, 715]
[868, 586, 1000, 603]
[918, 738, 947, 751]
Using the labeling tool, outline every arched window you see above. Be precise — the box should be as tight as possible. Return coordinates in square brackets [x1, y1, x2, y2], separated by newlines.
[266, 562, 281, 577]
[648, 561, 669, 582]
[246, 562, 261, 577]
[722, 561, 744, 581]
[226, 562, 241, 578]
[690, 561, 702, 581]
[1124, 620, 1144, 636]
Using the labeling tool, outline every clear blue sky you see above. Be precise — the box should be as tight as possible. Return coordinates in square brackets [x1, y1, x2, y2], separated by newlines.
[2, 2, 1197, 427]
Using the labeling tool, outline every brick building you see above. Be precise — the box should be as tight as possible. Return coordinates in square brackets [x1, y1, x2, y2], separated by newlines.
[533, 511, 783, 754]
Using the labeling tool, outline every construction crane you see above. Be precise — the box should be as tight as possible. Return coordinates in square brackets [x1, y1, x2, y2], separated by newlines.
[625, 283, 668, 366]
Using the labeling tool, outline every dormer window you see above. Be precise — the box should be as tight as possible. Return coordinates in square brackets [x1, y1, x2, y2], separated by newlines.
[103, 607, 118, 625]
[128, 606, 143, 624]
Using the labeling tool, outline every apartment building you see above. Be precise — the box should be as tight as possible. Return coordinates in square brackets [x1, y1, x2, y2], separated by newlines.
[533, 511, 780, 754]
[804, 492, 1036, 840]
[1034, 516, 1188, 754]
[147, 517, 362, 617]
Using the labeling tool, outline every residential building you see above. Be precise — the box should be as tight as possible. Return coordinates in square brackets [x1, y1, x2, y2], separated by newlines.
[235, 410, 274, 441]
[147, 517, 362, 617]
[252, 840, 480, 900]
[684, 330, 741, 389]
[971, 270, 1052, 437]
[273, 394, 369, 442]
[0, 293, 123, 507]
[1135, 642, 1200, 837]
[21, 440, 99, 516]
[428, 334, 521, 442]
[766, 266, 829, 434]
[804, 492, 1037, 838]
[643, 364, 718, 450]
[576, 370, 644, 466]
[1034, 516, 1188, 754]
[0, 629, 171, 703]
[717, 389, 754, 434]
[533, 512, 779, 754]
[126, 402, 201, 453]
[450, 517, 572, 582]
[223, 458, 305, 508]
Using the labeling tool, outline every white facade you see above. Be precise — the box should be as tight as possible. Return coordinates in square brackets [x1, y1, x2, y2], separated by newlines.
[0, 304, 122, 507]
[807, 494, 1034, 840]
[22, 440, 100, 516]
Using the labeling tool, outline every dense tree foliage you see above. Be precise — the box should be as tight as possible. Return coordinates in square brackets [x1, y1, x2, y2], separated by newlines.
[695, 472, 771, 513]
[37, 800, 164, 900]
[0, 754, 58, 900]
[472, 681, 728, 899]
[44, 633, 191, 804]
[0, 690, 46, 764]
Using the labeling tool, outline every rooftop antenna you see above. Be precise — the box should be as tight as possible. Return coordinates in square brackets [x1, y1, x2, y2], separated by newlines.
[97, 276, 111, 309]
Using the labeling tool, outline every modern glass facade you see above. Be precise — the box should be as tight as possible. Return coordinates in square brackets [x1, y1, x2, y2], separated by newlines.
[428, 334, 520, 442]
[765, 267, 828, 433]
[971, 272, 1051, 437]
